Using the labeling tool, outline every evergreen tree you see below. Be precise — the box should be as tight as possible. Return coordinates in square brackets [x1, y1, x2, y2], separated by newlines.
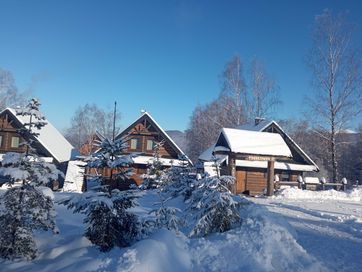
[140, 140, 166, 189]
[63, 135, 141, 251]
[188, 176, 242, 237]
[162, 154, 194, 199]
[84, 133, 135, 188]
[61, 188, 140, 251]
[0, 98, 60, 260]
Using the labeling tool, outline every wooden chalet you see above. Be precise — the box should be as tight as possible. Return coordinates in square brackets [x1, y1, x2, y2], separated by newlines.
[96, 111, 192, 188]
[199, 119, 319, 196]
[0, 108, 77, 187]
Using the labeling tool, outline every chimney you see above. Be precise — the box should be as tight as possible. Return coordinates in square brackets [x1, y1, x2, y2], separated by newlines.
[255, 117, 265, 126]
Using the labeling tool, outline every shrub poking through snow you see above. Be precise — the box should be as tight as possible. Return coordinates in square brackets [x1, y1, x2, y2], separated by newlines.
[151, 206, 182, 232]
[0, 99, 59, 260]
[188, 176, 242, 237]
[61, 188, 141, 251]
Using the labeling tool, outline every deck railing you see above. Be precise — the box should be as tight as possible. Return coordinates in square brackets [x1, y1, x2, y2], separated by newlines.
[274, 178, 350, 191]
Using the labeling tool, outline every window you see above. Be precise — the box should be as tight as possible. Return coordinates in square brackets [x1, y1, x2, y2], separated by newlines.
[11, 136, 20, 148]
[130, 138, 138, 150]
[280, 172, 290, 181]
[146, 139, 154, 151]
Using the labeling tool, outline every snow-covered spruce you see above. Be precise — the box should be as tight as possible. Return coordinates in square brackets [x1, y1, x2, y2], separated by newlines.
[0, 99, 60, 260]
[61, 188, 141, 251]
[188, 175, 243, 237]
[150, 205, 183, 232]
[84, 134, 134, 183]
[140, 140, 166, 190]
[0, 185, 56, 260]
[62, 135, 142, 251]
[162, 154, 194, 199]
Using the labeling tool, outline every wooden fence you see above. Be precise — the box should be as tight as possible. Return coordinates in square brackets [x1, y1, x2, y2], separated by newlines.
[275, 180, 348, 191]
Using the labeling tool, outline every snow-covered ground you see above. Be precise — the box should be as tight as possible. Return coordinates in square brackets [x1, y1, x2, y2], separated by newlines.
[1, 187, 361, 272]
[252, 187, 362, 272]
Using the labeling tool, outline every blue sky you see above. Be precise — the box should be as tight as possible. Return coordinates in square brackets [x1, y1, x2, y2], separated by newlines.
[1, 0, 362, 132]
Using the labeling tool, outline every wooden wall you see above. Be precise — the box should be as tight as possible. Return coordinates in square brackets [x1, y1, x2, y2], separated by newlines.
[235, 167, 301, 195]
[0, 112, 27, 154]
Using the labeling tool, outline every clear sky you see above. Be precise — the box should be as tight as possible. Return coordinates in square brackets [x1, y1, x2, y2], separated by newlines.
[1, 0, 362, 132]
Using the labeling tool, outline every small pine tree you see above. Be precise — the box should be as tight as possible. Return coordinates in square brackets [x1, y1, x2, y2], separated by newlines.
[61, 188, 140, 251]
[85, 133, 134, 184]
[0, 98, 60, 260]
[63, 135, 141, 251]
[140, 140, 166, 189]
[188, 176, 242, 237]
[162, 154, 194, 199]
[0, 185, 56, 260]
[151, 205, 182, 232]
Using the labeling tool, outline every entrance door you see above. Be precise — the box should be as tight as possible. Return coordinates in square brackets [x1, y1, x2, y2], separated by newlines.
[235, 170, 246, 193]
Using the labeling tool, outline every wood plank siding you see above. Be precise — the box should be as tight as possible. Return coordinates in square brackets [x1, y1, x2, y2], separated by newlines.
[89, 112, 187, 191]
[0, 112, 27, 154]
[235, 167, 301, 195]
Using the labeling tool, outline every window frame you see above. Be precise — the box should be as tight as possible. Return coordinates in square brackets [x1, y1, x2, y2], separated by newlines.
[129, 136, 142, 151]
[11, 136, 20, 148]
[146, 139, 154, 151]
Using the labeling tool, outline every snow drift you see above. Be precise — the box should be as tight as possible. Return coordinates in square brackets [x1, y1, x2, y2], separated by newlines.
[274, 187, 362, 202]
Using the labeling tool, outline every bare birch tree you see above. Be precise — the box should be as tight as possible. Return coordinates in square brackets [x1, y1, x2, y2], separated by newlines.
[249, 57, 281, 119]
[186, 100, 233, 162]
[220, 55, 247, 126]
[186, 55, 281, 162]
[307, 9, 362, 182]
[65, 103, 121, 154]
[0, 68, 27, 110]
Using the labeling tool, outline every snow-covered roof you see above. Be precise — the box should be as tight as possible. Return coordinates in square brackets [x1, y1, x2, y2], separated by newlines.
[220, 128, 292, 157]
[3, 108, 76, 163]
[116, 111, 192, 165]
[238, 119, 319, 171]
[132, 155, 188, 167]
[235, 160, 318, 172]
[198, 145, 215, 161]
[237, 119, 273, 132]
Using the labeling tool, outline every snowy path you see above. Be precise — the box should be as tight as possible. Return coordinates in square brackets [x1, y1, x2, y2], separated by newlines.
[251, 197, 362, 272]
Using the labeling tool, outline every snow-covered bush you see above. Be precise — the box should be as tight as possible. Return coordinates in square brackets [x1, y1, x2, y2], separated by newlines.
[0, 99, 60, 260]
[150, 206, 182, 232]
[188, 176, 242, 237]
[84, 134, 135, 184]
[63, 134, 143, 251]
[61, 188, 141, 251]
[140, 140, 166, 189]
[162, 155, 194, 199]
[0, 185, 56, 260]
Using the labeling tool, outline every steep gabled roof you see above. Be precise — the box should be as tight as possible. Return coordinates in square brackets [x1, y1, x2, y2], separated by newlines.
[237, 119, 273, 132]
[1, 108, 76, 163]
[218, 128, 292, 157]
[116, 112, 192, 164]
[239, 119, 319, 171]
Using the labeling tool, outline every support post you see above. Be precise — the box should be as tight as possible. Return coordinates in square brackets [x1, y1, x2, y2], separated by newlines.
[228, 153, 236, 194]
[266, 159, 275, 196]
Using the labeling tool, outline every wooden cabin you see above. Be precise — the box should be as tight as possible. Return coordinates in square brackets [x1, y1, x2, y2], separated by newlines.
[0, 108, 77, 188]
[95, 111, 191, 189]
[199, 119, 319, 196]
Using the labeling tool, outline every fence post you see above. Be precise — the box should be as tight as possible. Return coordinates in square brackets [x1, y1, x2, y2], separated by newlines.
[320, 177, 326, 190]
[342, 178, 347, 191]
[297, 175, 303, 189]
